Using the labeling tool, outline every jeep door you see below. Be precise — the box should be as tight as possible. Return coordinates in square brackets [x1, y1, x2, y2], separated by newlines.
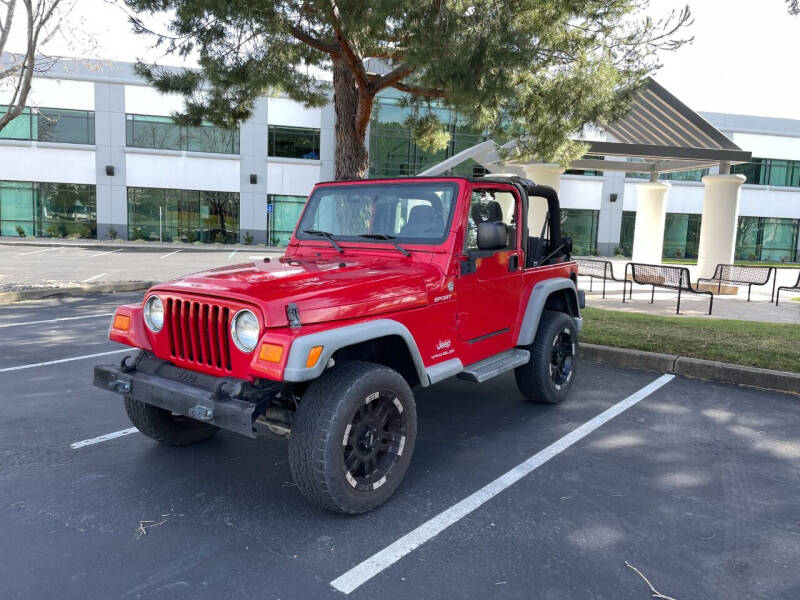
[456, 185, 524, 344]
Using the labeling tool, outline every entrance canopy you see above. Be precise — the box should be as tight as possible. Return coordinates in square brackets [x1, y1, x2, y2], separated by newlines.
[419, 77, 751, 178]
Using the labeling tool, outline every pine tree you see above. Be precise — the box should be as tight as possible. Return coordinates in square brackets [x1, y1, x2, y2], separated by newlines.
[126, 0, 691, 180]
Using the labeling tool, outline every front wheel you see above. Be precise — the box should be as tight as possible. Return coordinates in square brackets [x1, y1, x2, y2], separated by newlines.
[288, 361, 417, 514]
[514, 310, 578, 404]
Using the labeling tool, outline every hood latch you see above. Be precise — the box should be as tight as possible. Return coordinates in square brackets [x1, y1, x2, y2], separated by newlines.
[286, 303, 301, 328]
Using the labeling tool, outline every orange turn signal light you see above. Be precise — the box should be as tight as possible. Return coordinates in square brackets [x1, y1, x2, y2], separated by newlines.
[112, 314, 131, 331]
[259, 343, 284, 363]
[306, 345, 324, 368]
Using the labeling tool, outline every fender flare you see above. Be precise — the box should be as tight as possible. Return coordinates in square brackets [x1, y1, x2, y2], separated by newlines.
[283, 318, 430, 386]
[516, 279, 582, 347]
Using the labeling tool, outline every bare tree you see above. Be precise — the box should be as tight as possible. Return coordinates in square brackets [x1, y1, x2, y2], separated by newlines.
[0, 0, 66, 133]
[789, 0, 799, 15]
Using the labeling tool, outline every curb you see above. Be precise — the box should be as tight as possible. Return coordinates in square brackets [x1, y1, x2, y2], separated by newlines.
[582, 343, 800, 395]
[0, 281, 156, 304]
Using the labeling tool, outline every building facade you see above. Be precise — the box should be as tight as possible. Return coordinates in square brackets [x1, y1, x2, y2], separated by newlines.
[1, 58, 799, 262]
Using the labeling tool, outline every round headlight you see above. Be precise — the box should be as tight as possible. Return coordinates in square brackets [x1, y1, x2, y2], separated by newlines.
[143, 295, 164, 332]
[231, 309, 259, 353]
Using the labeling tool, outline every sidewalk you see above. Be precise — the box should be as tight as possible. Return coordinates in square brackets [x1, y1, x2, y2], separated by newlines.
[0, 235, 282, 253]
[579, 258, 800, 324]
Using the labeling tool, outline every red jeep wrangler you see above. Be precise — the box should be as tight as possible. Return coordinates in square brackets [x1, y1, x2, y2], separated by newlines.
[94, 176, 584, 514]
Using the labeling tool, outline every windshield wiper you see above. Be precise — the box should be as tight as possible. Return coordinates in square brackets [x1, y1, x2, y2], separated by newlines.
[301, 229, 343, 253]
[358, 234, 410, 257]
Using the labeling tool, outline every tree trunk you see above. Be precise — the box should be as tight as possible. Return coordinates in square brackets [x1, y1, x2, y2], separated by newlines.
[332, 55, 373, 180]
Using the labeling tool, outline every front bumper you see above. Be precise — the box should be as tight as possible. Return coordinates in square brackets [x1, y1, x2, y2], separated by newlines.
[93, 353, 279, 438]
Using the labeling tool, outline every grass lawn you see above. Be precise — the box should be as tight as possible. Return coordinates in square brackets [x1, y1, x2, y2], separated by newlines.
[580, 306, 800, 373]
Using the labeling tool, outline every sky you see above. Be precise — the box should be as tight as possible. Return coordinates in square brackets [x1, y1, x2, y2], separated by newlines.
[3, 0, 800, 120]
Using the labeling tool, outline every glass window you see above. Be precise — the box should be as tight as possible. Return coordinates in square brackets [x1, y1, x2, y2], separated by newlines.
[268, 194, 307, 246]
[0, 106, 33, 140]
[37, 108, 95, 144]
[731, 158, 800, 188]
[126, 114, 239, 154]
[465, 190, 518, 251]
[0, 180, 96, 238]
[296, 182, 458, 244]
[620, 211, 636, 256]
[662, 213, 701, 259]
[561, 209, 599, 255]
[268, 126, 320, 159]
[128, 187, 240, 243]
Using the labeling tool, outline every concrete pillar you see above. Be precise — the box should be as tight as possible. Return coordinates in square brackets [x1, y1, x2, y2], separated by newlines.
[696, 174, 746, 278]
[319, 97, 335, 182]
[518, 163, 564, 237]
[239, 97, 268, 244]
[596, 169, 626, 256]
[631, 181, 670, 265]
[94, 82, 127, 240]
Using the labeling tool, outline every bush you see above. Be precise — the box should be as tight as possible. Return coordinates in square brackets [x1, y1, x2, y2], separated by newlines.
[214, 231, 226, 244]
[613, 246, 623, 256]
[270, 235, 281, 246]
[15, 225, 25, 237]
[46, 223, 66, 238]
[106, 227, 118, 240]
[132, 227, 146, 241]
[243, 231, 254, 245]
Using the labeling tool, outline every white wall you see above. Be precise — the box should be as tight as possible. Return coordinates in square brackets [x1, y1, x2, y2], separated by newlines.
[559, 177, 603, 210]
[267, 97, 321, 128]
[0, 145, 95, 183]
[740, 186, 800, 219]
[0, 78, 94, 110]
[267, 162, 319, 196]
[124, 85, 186, 116]
[732, 132, 800, 160]
[125, 153, 239, 191]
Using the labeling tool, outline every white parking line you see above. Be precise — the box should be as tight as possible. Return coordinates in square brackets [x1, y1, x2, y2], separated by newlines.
[82, 273, 107, 283]
[160, 250, 181, 259]
[330, 373, 676, 595]
[228, 249, 238, 259]
[87, 248, 124, 258]
[70, 427, 139, 449]
[0, 348, 131, 374]
[0, 313, 113, 328]
[16, 246, 63, 256]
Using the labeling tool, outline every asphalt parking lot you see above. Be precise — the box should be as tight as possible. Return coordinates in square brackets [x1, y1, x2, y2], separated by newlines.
[0, 244, 281, 290]
[2, 293, 800, 599]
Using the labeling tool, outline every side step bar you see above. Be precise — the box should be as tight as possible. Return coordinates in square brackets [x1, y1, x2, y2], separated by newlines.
[457, 348, 530, 384]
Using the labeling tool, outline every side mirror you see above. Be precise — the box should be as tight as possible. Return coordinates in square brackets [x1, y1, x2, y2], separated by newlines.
[477, 222, 507, 251]
[561, 236, 573, 254]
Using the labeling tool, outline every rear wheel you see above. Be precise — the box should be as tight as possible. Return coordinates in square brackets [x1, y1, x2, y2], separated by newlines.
[515, 310, 578, 404]
[288, 361, 416, 514]
[124, 397, 219, 446]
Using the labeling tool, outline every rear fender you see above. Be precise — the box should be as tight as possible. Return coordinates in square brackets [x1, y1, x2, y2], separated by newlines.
[516, 279, 582, 346]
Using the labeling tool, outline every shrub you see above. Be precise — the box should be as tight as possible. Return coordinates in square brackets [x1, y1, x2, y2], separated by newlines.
[613, 246, 623, 256]
[106, 227, 118, 240]
[214, 231, 227, 244]
[15, 225, 25, 237]
[243, 231, 254, 245]
[132, 227, 146, 241]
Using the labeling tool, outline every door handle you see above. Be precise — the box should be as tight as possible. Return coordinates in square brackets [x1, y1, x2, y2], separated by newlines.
[508, 254, 519, 271]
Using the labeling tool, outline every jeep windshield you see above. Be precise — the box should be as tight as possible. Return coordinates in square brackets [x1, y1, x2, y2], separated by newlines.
[295, 181, 458, 245]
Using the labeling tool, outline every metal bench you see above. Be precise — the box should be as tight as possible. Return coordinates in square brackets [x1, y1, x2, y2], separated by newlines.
[775, 271, 800, 306]
[575, 258, 626, 298]
[697, 264, 776, 302]
[623, 263, 714, 315]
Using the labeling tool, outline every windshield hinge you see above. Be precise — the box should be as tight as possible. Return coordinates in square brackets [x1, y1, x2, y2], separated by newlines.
[286, 303, 301, 328]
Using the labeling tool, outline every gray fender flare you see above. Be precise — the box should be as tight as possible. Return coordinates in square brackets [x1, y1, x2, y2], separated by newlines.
[516, 279, 583, 347]
[283, 318, 430, 386]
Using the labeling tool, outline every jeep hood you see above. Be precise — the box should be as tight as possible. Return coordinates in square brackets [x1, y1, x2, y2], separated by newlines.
[152, 255, 440, 327]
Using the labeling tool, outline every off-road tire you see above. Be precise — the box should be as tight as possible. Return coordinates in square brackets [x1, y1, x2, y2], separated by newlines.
[124, 397, 219, 446]
[515, 310, 578, 404]
[288, 361, 417, 514]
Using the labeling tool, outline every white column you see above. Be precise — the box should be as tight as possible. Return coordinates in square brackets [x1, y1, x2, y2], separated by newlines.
[631, 181, 670, 265]
[518, 163, 564, 237]
[696, 174, 746, 278]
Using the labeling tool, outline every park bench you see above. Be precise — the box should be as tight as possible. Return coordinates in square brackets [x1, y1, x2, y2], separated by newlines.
[697, 264, 776, 302]
[775, 271, 800, 306]
[575, 258, 626, 298]
[623, 262, 714, 315]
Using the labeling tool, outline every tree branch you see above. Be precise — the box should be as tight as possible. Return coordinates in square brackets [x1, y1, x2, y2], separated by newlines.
[368, 62, 414, 93]
[287, 23, 336, 54]
[390, 80, 447, 98]
[328, 0, 369, 92]
[0, 0, 17, 54]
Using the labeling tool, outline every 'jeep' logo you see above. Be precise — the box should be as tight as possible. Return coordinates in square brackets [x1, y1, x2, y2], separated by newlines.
[436, 339, 451, 351]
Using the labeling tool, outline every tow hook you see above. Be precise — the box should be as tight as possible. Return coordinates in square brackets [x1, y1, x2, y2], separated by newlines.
[110, 379, 131, 393]
[188, 405, 214, 421]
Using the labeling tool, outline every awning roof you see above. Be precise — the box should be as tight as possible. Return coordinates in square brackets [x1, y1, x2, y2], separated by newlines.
[419, 77, 751, 177]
